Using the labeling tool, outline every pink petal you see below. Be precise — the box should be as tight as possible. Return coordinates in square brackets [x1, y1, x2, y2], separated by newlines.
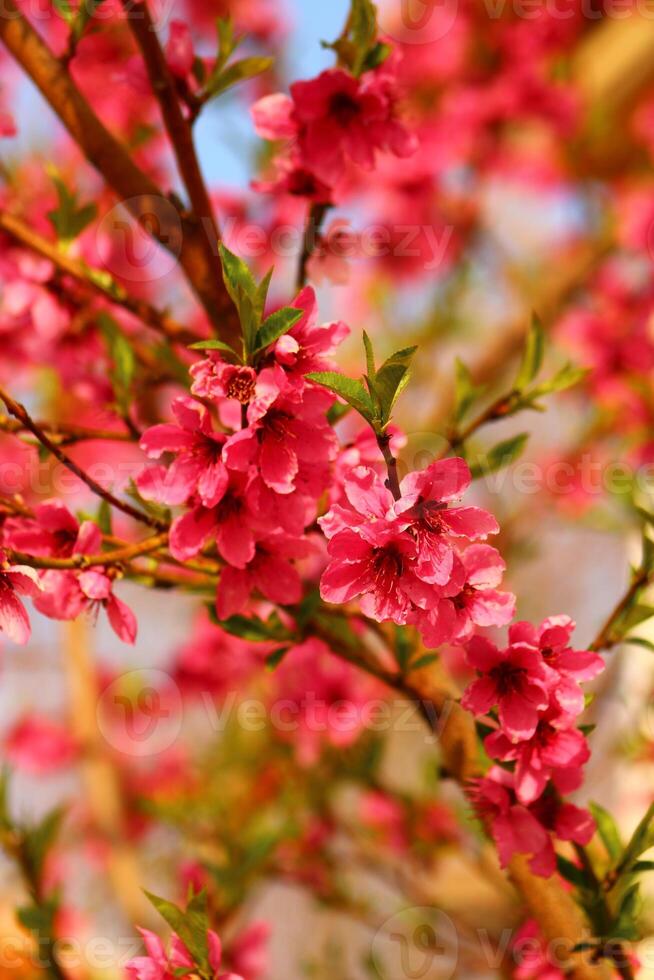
[499, 693, 540, 741]
[79, 570, 112, 600]
[216, 566, 251, 619]
[0, 587, 31, 645]
[106, 594, 137, 645]
[169, 508, 216, 562]
[223, 428, 258, 472]
[320, 560, 371, 604]
[140, 423, 193, 459]
[260, 432, 297, 494]
[441, 506, 499, 539]
[256, 554, 302, 606]
[216, 513, 256, 569]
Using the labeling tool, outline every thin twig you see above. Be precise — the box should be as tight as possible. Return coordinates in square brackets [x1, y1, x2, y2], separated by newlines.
[0, 211, 195, 346]
[0, 386, 165, 530]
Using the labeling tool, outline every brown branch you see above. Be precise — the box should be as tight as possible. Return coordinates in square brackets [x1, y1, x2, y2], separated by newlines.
[0, 0, 237, 342]
[120, 0, 225, 326]
[4, 533, 168, 570]
[0, 210, 195, 346]
[0, 414, 135, 445]
[0, 386, 165, 531]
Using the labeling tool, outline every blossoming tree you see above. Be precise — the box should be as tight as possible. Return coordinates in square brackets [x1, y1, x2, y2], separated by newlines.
[1, 1, 654, 978]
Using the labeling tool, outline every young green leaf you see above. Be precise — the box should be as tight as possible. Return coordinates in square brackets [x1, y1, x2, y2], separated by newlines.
[254, 307, 304, 353]
[188, 339, 240, 360]
[616, 802, 654, 876]
[349, 0, 378, 73]
[515, 313, 545, 391]
[206, 56, 274, 99]
[454, 358, 481, 424]
[98, 314, 136, 415]
[144, 891, 210, 974]
[219, 243, 258, 308]
[612, 883, 641, 940]
[470, 433, 529, 479]
[374, 345, 417, 425]
[47, 177, 97, 245]
[362, 331, 376, 380]
[590, 802, 623, 861]
[265, 646, 291, 671]
[307, 371, 375, 422]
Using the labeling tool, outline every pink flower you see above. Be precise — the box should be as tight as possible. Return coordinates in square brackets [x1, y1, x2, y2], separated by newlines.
[0, 551, 42, 645]
[272, 286, 349, 377]
[508, 617, 604, 719]
[320, 521, 421, 625]
[137, 396, 228, 509]
[393, 457, 499, 586]
[4, 499, 99, 558]
[169, 472, 259, 568]
[485, 707, 590, 804]
[166, 21, 194, 80]
[416, 544, 515, 646]
[223, 366, 336, 496]
[469, 768, 556, 877]
[461, 634, 549, 741]
[4, 715, 78, 774]
[77, 569, 138, 645]
[216, 535, 308, 618]
[0, 108, 16, 138]
[126, 928, 241, 980]
[190, 360, 257, 407]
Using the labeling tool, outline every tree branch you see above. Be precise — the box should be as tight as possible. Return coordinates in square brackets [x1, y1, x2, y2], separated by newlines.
[120, 0, 226, 328]
[0, 0, 237, 343]
[0, 210, 195, 346]
[0, 386, 165, 530]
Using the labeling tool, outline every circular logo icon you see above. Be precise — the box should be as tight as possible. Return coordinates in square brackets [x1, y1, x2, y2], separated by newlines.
[377, 0, 460, 45]
[96, 195, 183, 284]
[371, 907, 459, 979]
[97, 669, 183, 758]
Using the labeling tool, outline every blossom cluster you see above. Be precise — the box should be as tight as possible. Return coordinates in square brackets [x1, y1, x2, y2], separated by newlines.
[463, 618, 604, 876]
[319, 456, 515, 647]
[137, 287, 345, 619]
[251, 50, 417, 202]
[126, 927, 243, 980]
[0, 501, 137, 644]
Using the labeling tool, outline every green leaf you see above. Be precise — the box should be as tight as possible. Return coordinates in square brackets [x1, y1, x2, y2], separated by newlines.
[96, 499, 113, 537]
[306, 372, 375, 422]
[72, 0, 106, 41]
[361, 41, 391, 72]
[453, 358, 483, 424]
[188, 339, 239, 358]
[374, 345, 417, 425]
[215, 17, 242, 74]
[51, 0, 74, 24]
[17, 901, 57, 935]
[527, 362, 588, 401]
[254, 307, 304, 353]
[515, 313, 545, 391]
[617, 803, 654, 875]
[619, 604, 654, 633]
[349, 0, 378, 74]
[206, 57, 274, 99]
[23, 808, 65, 882]
[626, 636, 654, 653]
[144, 891, 210, 974]
[631, 860, 654, 874]
[98, 314, 136, 415]
[265, 646, 290, 671]
[409, 653, 438, 672]
[556, 855, 591, 890]
[362, 331, 376, 380]
[219, 243, 257, 308]
[612, 883, 641, 940]
[215, 613, 290, 643]
[590, 802, 623, 861]
[47, 177, 97, 245]
[470, 433, 529, 479]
